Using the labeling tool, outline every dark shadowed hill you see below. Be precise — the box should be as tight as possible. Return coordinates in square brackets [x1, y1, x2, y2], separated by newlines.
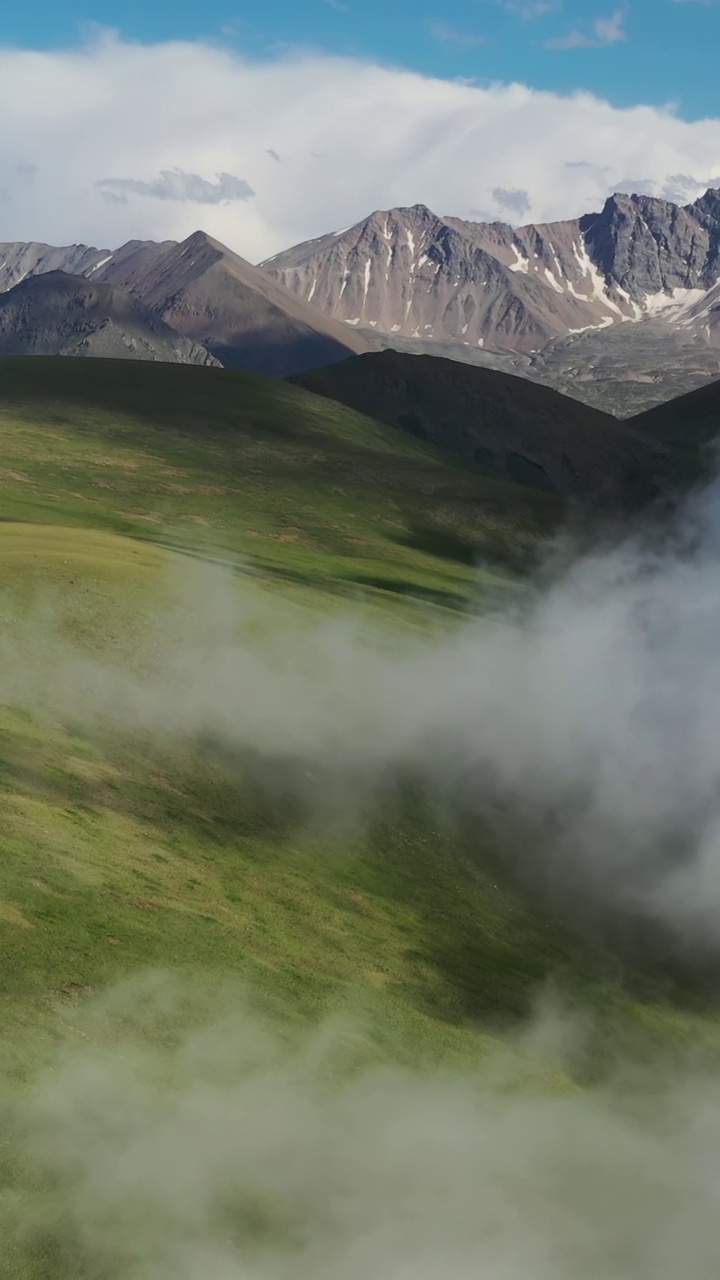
[290, 350, 675, 504]
[0, 271, 219, 366]
[627, 377, 720, 455]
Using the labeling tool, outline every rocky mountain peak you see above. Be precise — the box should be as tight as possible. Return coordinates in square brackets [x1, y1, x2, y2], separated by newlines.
[581, 188, 720, 295]
[263, 188, 720, 361]
[689, 187, 720, 231]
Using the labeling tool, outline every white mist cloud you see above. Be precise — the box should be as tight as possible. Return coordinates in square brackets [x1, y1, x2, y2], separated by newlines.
[6, 972, 720, 1280]
[496, 0, 562, 17]
[2, 29, 720, 259]
[7, 477, 720, 949]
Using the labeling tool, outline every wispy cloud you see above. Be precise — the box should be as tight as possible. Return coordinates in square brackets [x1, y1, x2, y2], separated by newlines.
[429, 20, 486, 45]
[594, 9, 627, 40]
[491, 185, 532, 215]
[324, 0, 350, 10]
[95, 169, 255, 205]
[499, 1, 561, 17]
[546, 8, 627, 47]
[614, 171, 720, 202]
[14, 160, 38, 184]
[565, 159, 614, 174]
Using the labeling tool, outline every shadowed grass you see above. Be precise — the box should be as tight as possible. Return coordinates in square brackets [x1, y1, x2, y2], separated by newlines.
[0, 356, 561, 611]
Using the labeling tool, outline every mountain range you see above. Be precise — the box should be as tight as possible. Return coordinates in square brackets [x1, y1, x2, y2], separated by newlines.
[264, 191, 720, 413]
[0, 232, 369, 376]
[264, 193, 720, 351]
[2, 187, 720, 412]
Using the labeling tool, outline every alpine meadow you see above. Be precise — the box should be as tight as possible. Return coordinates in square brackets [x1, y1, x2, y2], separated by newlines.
[5, 4, 720, 1278]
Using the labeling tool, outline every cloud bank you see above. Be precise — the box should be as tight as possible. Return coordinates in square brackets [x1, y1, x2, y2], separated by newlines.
[2, 29, 720, 259]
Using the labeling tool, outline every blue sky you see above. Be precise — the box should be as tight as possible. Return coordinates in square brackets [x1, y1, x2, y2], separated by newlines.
[4, 0, 720, 120]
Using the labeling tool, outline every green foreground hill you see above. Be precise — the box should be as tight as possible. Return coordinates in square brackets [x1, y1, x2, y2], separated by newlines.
[0, 356, 718, 1279]
[0, 355, 565, 607]
[0, 356, 712, 1053]
[0, 357, 562, 1062]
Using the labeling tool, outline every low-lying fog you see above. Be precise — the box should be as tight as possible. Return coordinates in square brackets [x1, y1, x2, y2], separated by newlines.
[5, 476, 720, 1276]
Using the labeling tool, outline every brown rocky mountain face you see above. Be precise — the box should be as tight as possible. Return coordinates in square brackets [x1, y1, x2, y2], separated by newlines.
[0, 271, 220, 365]
[93, 232, 371, 375]
[262, 192, 720, 410]
[0, 233, 370, 377]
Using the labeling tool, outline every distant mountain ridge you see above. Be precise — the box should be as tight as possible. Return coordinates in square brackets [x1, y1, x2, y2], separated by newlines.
[262, 192, 720, 355]
[0, 271, 220, 366]
[3, 188, 720, 409]
[0, 233, 370, 377]
[262, 191, 720, 411]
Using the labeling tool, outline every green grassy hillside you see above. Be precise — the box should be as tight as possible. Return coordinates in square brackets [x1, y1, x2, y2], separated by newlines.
[0, 356, 563, 609]
[0, 356, 717, 1279]
[0, 356, 711, 1052]
[0, 358, 563, 1060]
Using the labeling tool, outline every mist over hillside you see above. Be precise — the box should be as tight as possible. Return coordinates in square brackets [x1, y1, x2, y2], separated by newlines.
[5, 467, 720, 955]
[6, 457, 720, 1275]
[7, 4, 720, 1275]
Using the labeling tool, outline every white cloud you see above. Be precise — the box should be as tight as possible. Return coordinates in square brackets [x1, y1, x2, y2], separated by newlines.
[428, 21, 486, 45]
[614, 171, 720, 202]
[95, 169, 255, 204]
[1, 30, 720, 260]
[546, 8, 628, 47]
[499, 1, 561, 16]
[593, 9, 627, 41]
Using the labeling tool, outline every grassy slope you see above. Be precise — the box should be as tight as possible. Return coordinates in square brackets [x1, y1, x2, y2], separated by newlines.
[4, 356, 720, 1280]
[0, 356, 712, 1086]
[0, 356, 563, 610]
